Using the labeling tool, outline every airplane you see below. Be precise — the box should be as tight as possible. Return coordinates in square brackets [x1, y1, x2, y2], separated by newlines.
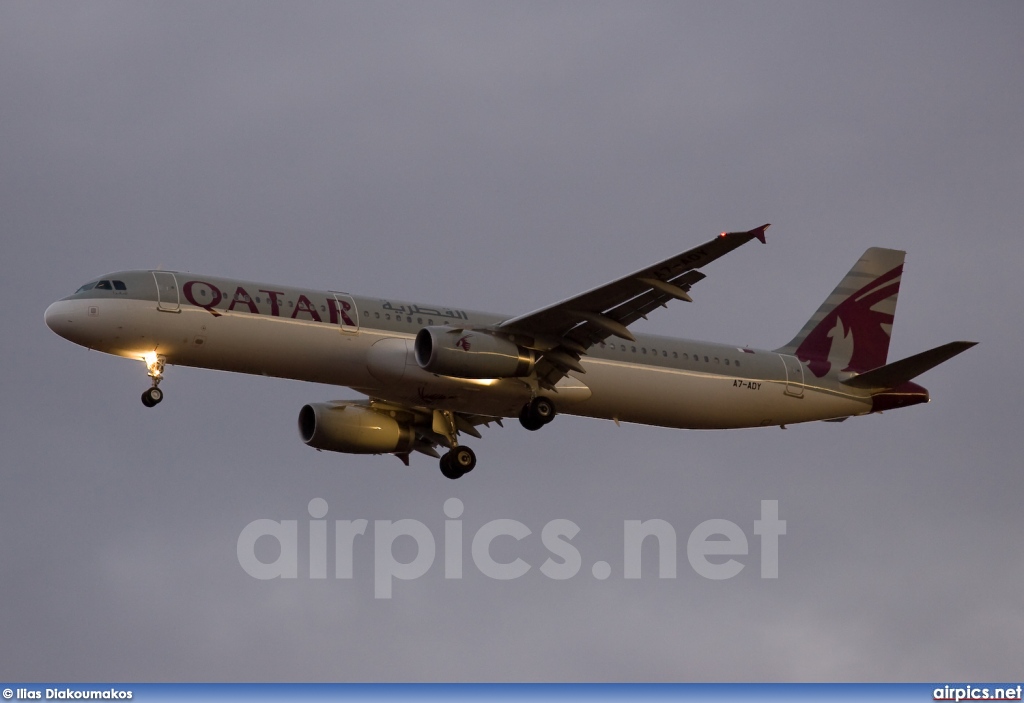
[44, 224, 975, 479]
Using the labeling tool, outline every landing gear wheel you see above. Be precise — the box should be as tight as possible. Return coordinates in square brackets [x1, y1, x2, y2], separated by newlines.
[141, 387, 163, 407]
[519, 405, 544, 431]
[440, 453, 462, 480]
[530, 397, 556, 423]
[439, 446, 476, 479]
[519, 397, 556, 430]
[451, 446, 476, 473]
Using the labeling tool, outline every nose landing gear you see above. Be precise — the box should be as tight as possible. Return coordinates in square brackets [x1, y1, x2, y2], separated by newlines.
[141, 353, 166, 407]
[141, 387, 163, 407]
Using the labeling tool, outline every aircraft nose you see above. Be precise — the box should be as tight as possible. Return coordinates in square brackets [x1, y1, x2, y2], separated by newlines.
[44, 300, 76, 339]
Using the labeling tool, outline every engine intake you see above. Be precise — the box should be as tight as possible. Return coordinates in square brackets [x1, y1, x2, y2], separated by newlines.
[414, 327, 534, 379]
[298, 402, 413, 454]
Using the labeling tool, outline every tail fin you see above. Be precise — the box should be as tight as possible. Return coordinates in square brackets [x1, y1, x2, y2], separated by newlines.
[776, 247, 905, 379]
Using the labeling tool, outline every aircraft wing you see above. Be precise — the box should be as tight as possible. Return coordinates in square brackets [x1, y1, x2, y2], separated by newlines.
[497, 224, 769, 389]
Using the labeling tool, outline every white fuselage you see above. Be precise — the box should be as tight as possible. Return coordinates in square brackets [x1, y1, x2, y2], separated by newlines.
[44, 270, 874, 429]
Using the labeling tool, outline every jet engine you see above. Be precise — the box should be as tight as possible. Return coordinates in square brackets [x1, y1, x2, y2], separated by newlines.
[414, 327, 535, 379]
[298, 402, 414, 454]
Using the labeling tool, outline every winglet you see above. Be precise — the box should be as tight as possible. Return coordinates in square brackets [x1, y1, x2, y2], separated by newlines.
[752, 223, 769, 244]
[720, 223, 769, 244]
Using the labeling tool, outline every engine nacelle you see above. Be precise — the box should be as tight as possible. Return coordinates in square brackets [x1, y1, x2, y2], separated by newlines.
[414, 327, 535, 379]
[298, 402, 413, 454]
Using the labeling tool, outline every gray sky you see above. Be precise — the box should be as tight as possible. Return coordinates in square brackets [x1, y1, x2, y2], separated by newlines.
[2, 1, 1021, 681]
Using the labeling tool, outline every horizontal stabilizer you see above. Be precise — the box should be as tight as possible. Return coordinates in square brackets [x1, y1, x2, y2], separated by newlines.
[841, 341, 977, 390]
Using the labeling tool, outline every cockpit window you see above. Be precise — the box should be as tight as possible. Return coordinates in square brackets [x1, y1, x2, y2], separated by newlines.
[74, 278, 126, 292]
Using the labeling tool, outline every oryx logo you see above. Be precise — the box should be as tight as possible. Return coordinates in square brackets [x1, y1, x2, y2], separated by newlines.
[797, 264, 902, 377]
[824, 315, 855, 374]
[455, 335, 472, 351]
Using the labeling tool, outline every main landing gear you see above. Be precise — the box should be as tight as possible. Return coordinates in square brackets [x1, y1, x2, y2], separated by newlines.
[140, 353, 166, 408]
[440, 446, 476, 480]
[437, 398, 556, 478]
[430, 408, 478, 480]
[519, 396, 556, 431]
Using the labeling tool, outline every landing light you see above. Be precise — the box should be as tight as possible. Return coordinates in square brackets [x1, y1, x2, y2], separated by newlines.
[142, 351, 162, 377]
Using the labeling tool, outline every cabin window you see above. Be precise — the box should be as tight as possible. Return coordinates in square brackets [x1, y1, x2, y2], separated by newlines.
[725, 359, 730, 366]
[428, 319, 434, 325]
[673, 352, 678, 359]
[113, 280, 126, 291]
[641, 347, 647, 354]
[704, 356, 709, 362]
[385, 314, 391, 320]
[374, 312, 380, 319]
[418, 317, 423, 324]
[95, 280, 112, 290]
[662, 350, 668, 357]
[631, 346, 636, 353]
[735, 360, 741, 368]
[714, 357, 720, 364]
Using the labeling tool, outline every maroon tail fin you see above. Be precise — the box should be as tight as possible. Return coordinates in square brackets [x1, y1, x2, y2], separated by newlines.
[776, 248, 905, 378]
